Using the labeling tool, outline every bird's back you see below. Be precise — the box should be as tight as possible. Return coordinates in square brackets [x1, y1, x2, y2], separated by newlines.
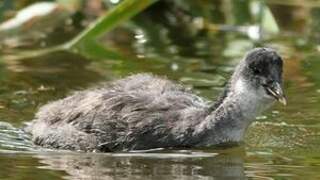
[26, 74, 209, 151]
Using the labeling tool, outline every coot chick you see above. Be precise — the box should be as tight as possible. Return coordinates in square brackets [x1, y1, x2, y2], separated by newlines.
[25, 48, 286, 152]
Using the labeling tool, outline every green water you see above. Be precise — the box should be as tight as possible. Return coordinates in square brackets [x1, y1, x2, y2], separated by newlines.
[0, 1, 320, 179]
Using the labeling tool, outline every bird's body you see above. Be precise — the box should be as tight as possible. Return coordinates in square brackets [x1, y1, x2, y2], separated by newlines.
[26, 48, 286, 152]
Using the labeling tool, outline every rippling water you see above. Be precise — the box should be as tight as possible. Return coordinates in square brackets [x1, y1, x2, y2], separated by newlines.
[0, 1, 320, 179]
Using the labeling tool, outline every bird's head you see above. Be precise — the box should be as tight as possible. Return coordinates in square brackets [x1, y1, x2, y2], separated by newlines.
[234, 47, 286, 105]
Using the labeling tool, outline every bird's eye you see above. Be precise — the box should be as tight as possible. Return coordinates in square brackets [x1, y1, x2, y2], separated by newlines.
[253, 67, 261, 74]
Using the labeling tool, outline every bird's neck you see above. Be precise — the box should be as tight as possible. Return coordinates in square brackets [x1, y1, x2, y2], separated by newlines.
[195, 78, 273, 146]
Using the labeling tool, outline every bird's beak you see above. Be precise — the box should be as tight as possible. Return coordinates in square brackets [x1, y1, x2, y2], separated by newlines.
[265, 82, 287, 105]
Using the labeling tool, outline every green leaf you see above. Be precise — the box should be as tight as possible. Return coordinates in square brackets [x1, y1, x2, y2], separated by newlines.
[67, 0, 158, 52]
[250, 0, 279, 34]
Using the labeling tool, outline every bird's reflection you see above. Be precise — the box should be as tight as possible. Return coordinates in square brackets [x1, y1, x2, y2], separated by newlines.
[34, 147, 246, 180]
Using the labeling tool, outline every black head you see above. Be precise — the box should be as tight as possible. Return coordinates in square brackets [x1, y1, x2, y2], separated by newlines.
[240, 47, 286, 105]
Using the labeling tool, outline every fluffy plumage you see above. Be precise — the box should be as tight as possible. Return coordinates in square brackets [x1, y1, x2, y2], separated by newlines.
[25, 47, 285, 152]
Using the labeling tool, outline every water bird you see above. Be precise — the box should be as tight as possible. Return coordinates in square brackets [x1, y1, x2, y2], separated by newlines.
[25, 48, 286, 152]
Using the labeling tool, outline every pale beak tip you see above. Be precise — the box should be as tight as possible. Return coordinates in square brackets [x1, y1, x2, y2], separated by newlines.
[278, 97, 287, 106]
